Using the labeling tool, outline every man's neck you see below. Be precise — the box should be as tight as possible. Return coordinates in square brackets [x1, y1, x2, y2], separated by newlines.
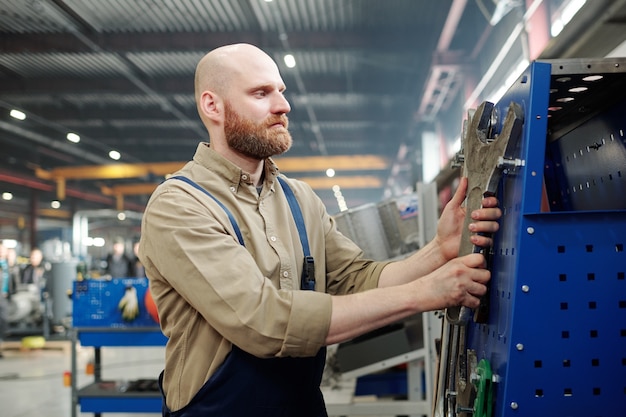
[211, 143, 265, 187]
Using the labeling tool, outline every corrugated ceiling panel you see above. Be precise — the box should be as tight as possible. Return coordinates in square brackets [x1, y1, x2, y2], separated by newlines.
[172, 94, 196, 108]
[291, 93, 371, 107]
[284, 49, 417, 77]
[1, 94, 59, 106]
[320, 121, 392, 130]
[63, 0, 255, 32]
[0, 1, 80, 33]
[250, 0, 357, 32]
[250, 0, 446, 32]
[62, 94, 165, 107]
[126, 51, 204, 77]
[280, 50, 358, 75]
[2, 93, 167, 108]
[0, 52, 128, 78]
[110, 119, 197, 128]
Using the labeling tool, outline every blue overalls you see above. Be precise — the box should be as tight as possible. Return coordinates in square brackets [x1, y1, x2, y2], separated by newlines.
[159, 176, 328, 417]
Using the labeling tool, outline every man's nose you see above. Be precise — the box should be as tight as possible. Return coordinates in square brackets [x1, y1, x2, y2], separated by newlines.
[272, 93, 291, 114]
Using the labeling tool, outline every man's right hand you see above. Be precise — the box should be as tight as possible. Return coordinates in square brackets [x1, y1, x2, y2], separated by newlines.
[413, 253, 490, 311]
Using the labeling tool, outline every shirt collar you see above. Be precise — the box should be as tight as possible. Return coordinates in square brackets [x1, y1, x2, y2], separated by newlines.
[192, 142, 280, 190]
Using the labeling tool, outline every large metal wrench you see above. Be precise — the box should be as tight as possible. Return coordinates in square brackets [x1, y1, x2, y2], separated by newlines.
[432, 101, 524, 417]
[446, 100, 524, 325]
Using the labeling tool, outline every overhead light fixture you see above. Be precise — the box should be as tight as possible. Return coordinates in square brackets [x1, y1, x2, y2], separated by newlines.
[326, 168, 335, 178]
[67, 132, 80, 143]
[332, 185, 348, 212]
[551, 0, 586, 37]
[2, 192, 13, 201]
[10, 109, 26, 120]
[109, 150, 121, 160]
[284, 54, 296, 68]
[2, 239, 17, 249]
[51, 200, 61, 209]
[117, 212, 126, 221]
[84, 237, 106, 247]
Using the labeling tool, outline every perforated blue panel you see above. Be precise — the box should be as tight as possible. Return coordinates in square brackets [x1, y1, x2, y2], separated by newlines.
[465, 60, 626, 417]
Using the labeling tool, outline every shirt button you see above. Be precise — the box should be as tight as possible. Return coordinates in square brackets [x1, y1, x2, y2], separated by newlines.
[270, 236, 277, 242]
[241, 174, 248, 180]
[282, 271, 289, 277]
[229, 186, 236, 192]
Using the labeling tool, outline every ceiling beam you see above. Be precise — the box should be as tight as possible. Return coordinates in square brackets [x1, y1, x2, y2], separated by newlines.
[0, 170, 145, 211]
[35, 155, 389, 181]
[275, 155, 388, 172]
[297, 176, 383, 189]
[15, 99, 414, 122]
[100, 175, 383, 198]
[0, 31, 431, 54]
[1, 73, 412, 96]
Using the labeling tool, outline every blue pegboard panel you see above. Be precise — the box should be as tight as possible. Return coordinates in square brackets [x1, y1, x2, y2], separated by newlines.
[72, 277, 160, 328]
[465, 59, 626, 417]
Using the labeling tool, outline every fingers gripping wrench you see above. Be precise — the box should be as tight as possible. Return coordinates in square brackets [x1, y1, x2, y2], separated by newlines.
[447, 100, 524, 325]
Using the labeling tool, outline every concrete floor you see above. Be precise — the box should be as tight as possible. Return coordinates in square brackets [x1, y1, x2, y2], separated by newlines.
[0, 339, 163, 417]
[0, 337, 411, 417]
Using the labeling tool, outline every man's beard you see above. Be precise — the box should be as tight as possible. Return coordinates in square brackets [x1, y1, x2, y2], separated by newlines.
[223, 101, 292, 159]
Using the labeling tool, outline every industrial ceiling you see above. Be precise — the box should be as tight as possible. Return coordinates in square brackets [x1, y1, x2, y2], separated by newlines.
[1, 0, 625, 243]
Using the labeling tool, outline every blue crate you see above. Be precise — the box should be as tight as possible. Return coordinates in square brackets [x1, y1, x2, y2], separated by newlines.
[72, 278, 160, 328]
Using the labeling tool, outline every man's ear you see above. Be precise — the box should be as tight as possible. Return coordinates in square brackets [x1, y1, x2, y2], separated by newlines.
[199, 90, 222, 123]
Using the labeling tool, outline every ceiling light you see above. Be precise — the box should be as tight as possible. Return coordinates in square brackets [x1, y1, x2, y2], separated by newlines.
[551, 0, 586, 37]
[2, 192, 13, 200]
[326, 168, 335, 178]
[109, 150, 121, 160]
[51, 200, 61, 209]
[117, 212, 126, 221]
[284, 54, 296, 68]
[67, 132, 80, 143]
[10, 109, 26, 120]
[2, 239, 17, 249]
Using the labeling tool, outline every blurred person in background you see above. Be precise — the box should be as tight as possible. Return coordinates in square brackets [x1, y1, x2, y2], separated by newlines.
[0, 242, 11, 357]
[132, 241, 146, 278]
[105, 237, 133, 278]
[20, 247, 45, 286]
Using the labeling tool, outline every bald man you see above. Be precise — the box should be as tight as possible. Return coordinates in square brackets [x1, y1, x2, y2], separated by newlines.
[139, 43, 501, 416]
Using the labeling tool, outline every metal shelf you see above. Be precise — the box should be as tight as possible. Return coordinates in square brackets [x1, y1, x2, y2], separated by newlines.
[70, 327, 166, 417]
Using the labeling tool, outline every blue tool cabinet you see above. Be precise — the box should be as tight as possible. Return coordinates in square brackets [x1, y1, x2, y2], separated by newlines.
[70, 278, 166, 416]
[465, 59, 626, 416]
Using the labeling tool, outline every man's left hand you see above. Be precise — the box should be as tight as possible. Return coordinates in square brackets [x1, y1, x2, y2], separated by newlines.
[435, 177, 502, 261]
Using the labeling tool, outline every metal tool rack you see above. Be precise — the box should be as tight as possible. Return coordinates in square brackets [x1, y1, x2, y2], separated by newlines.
[70, 327, 166, 417]
[69, 278, 166, 416]
[463, 58, 626, 416]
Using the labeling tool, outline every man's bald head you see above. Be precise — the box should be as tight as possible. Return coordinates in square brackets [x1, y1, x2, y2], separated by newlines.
[194, 43, 274, 104]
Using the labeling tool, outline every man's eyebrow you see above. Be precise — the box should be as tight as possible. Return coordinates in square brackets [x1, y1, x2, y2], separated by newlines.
[247, 83, 286, 93]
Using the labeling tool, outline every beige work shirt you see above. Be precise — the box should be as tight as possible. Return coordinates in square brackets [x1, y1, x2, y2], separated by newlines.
[139, 143, 388, 410]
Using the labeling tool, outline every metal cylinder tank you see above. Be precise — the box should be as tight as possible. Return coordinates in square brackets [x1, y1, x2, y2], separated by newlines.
[49, 261, 77, 327]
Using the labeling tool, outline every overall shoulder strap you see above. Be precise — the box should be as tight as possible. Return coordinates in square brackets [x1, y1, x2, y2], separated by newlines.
[169, 175, 245, 246]
[276, 176, 310, 257]
[276, 177, 315, 291]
